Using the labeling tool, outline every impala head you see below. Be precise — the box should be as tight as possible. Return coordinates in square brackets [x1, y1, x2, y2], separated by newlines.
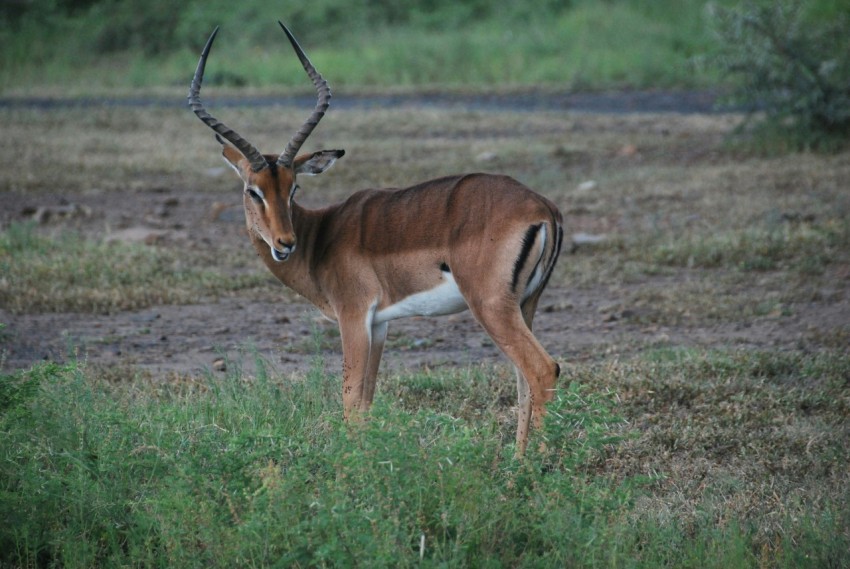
[188, 22, 344, 262]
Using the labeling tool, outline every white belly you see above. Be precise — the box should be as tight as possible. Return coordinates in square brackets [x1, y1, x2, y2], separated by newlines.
[374, 273, 468, 324]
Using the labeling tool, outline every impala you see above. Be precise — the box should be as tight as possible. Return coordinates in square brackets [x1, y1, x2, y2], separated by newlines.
[188, 22, 564, 453]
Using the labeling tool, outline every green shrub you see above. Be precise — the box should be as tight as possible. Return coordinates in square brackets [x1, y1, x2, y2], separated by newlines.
[707, 0, 850, 151]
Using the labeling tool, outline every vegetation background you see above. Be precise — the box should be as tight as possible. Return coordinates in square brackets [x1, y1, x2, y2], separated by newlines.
[0, 0, 845, 93]
[2, 0, 850, 567]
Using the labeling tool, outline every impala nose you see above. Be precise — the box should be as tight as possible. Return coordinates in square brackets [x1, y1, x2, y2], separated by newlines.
[277, 238, 295, 254]
[271, 239, 295, 262]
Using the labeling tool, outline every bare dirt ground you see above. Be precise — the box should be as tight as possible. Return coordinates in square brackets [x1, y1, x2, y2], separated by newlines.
[1, 93, 848, 379]
[2, 179, 846, 380]
[4, 274, 844, 378]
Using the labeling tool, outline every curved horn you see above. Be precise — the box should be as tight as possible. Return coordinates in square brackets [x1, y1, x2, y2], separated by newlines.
[188, 27, 268, 173]
[276, 21, 332, 168]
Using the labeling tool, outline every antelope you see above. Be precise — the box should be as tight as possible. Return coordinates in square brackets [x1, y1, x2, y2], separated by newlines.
[188, 22, 564, 454]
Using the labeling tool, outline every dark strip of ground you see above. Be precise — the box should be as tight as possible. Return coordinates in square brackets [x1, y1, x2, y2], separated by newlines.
[0, 89, 733, 114]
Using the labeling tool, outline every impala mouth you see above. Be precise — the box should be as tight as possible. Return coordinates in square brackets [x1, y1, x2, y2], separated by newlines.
[271, 245, 293, 262]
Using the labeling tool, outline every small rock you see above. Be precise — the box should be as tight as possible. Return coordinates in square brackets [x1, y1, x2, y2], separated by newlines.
[618, 144, 639, 157]
[571, 232, 608, 248]
[105, 227, 169, 245]
[577, 180, 597, 192]
[212, 358, 227, 372]
[205, 167, 228, 178]
[598, 302, 622, 315]
[154, 197, 180, 218]
[31, 203, 92, 224]
[475, 151, 498, 163]
[130, 312, 161, 323]
[543, 301, 574, 313]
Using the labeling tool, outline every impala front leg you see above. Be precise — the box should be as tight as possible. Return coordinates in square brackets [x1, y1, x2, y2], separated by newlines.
[338, 311, 374, 421]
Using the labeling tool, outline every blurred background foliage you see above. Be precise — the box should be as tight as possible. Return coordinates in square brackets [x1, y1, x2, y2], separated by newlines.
[0, 0, 760, 89]
[1, 0, 848, 149]
[1, 0, 846, 90]
[707, 1, 850, 150]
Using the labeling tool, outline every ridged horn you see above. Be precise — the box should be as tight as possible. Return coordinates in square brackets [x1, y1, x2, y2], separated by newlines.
[188, 27, 268, 173]
[276, 21, 332, 169]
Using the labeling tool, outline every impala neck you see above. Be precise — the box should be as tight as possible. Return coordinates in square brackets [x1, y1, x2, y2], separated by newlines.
[248, 201, 334, 317]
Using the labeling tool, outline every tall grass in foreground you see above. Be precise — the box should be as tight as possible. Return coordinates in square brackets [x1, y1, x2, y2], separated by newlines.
[2, 350, 848, 567]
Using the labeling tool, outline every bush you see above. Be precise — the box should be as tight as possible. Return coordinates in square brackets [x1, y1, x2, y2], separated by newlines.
[707, 0, 850, 151]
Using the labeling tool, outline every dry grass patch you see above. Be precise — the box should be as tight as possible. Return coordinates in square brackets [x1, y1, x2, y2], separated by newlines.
[579, 348, 850, 543]
[0, 223, 267, 314]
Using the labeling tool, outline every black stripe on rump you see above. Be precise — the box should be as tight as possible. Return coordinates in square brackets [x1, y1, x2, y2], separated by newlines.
[511, 223, 542, 292]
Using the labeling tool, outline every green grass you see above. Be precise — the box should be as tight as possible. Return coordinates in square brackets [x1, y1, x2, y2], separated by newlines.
[2, 349, 849, 567]
[0, 0, 734, 94]
[0, 223, 266, 314]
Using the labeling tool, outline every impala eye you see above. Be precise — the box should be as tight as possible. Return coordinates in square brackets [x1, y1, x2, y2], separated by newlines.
[245, 188, 263, 203]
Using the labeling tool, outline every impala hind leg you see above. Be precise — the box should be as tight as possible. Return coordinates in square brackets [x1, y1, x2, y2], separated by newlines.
[515, 361, 533, 455]
[361, 321, 388, 411]
[467, 296, 559, 454]
[514, 293, 544, 453]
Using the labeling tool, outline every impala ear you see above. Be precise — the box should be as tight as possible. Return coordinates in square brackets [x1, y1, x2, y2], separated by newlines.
[294, 149, 345, 176]
[218, 136, 251, 183]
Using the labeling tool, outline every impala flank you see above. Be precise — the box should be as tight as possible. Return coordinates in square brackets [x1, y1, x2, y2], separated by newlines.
[188, 22, 564, 453]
